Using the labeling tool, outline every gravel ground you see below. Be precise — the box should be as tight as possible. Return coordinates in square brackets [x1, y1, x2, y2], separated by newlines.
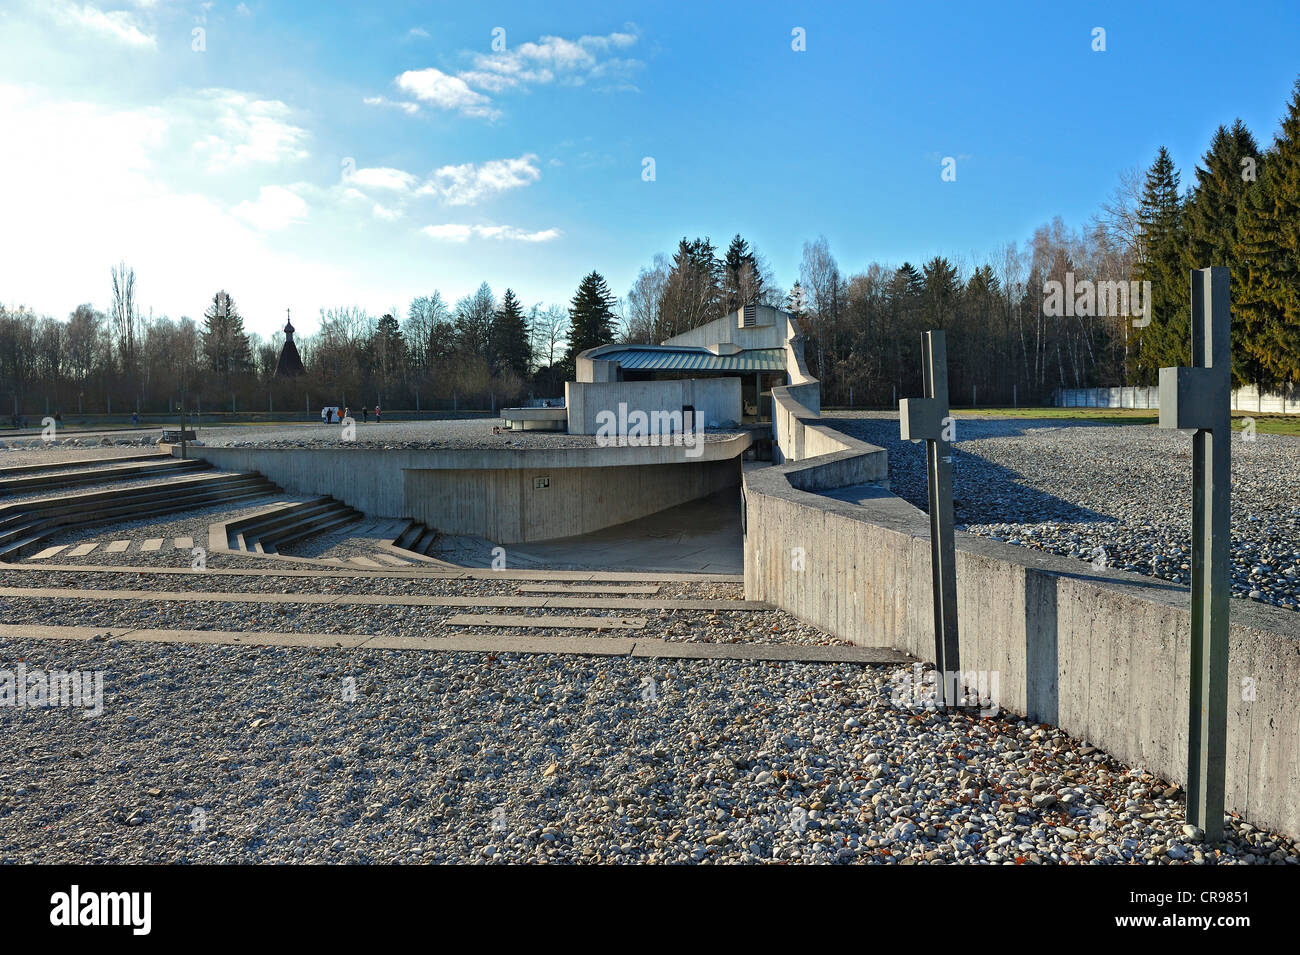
[194, 418, 743, 450]
[826, 413, 1300, 612]
[1, 637, 1294, 864]
[0, 596, 836, 646]
[0, 569, 743, 601]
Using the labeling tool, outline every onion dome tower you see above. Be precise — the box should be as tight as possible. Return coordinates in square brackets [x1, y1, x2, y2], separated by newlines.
[274, 308, 305, 378]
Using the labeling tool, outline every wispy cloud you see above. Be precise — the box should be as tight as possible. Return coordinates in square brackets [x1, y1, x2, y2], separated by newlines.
[48, 1, 156, 48]
[461, 31, 641, 93]
[379, 29, 642, 119]
[363, 95, 419, 115]
[189, 89, 309, 169]
[422, 223, 560, 243]
[418, 154, 541, 205]
[232, 184, 309, 231]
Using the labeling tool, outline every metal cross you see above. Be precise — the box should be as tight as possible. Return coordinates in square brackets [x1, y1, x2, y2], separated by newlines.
[1158, 266, 1231, 842]
[899, 330, 961, 706]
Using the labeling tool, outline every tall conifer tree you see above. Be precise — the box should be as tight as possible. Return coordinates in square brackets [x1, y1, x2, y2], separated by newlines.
[1236, 80, 1300, 387]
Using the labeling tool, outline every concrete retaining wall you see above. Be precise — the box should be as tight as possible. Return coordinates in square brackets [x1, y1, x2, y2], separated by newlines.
[188, 437, 750, 542]
[406, 458, 740, 543]
[743, 450, 1300, 841]
[565, 378, 742, 435]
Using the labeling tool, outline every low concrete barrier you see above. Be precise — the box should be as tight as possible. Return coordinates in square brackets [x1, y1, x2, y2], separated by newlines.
[744, 431, 1300, 842]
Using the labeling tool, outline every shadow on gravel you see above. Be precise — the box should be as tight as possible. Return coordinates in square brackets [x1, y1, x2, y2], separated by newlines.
[821, 415, 1116, 526]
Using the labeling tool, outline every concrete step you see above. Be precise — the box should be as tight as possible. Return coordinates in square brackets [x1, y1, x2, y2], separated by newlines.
[0, 452, 170, 478]
[0, 471, 280, 558]
[269, 507, 361, 552]
[225, 497, 338, 551]
[394, 520, 424, 550]
[0, 457, 207, 494]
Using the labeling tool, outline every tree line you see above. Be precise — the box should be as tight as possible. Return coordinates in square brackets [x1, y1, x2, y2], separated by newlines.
[3, 79, 1296, 417]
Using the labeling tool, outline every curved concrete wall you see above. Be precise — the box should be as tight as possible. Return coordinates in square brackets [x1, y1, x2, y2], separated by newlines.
[406, 458, 740, 543]
[743, 427, 1300, 842]
[188, 436, 750, 543]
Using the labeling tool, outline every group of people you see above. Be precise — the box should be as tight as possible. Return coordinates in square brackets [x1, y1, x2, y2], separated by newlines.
[321, 405, 382, 424]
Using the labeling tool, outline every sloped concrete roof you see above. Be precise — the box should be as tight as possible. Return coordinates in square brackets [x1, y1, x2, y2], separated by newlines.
[592, 346, 785, 373]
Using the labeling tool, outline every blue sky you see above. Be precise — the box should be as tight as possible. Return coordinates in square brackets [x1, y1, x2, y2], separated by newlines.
[1, 0, 1298, 339]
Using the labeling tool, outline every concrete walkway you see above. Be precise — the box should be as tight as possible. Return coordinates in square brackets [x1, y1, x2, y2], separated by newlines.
[0, 622, 909, 664]
[0, 559, 743, 584]
[0, 586, 764, 611]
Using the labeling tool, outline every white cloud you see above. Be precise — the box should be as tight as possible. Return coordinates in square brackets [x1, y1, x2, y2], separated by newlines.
[395, 68, 497, 118]
[0, 83, 354, 329]
[189, 89, 309, 169]
[461, 31, 641, 93]
[422, 223, 560, 243]
[421, 224, 473, 242]
[371, 203, 402, 221]
[347, 166, 418, 192]
[419, 154, 541, 205]
[408, 27, 429, 39]
[235, 3, 251, 16]
[232, 185, 308, 231]
[363, 95, 419, 115]
[48, 2, 157, 48]
[376, 31, 640, 122]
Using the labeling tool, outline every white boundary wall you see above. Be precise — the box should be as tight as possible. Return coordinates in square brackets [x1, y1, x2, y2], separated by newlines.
[1057, 385, 1300, 413]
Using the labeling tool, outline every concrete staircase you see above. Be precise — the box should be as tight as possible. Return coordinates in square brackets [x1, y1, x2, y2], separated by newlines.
[393, 520, 441, 557]
[0, 456, 208, 495]
[0, 470, 279, 559]
[222, 497, 362, 555]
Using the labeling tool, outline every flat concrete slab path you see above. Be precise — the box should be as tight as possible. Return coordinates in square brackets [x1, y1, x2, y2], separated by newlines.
[0, 622, 909, 664]
[0, 560, 743, 584]
[0, 586, 768, 612]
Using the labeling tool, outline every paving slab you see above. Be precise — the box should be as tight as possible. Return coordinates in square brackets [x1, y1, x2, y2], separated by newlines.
[0, 560, 741, 584]
[0, 586, 763, 614]
[65, 543, 98, 557]
[140, 538, 165, 552]
[117, 628, 370, 649]
[361, 633, 638, 656]
[629, 640, 909, 663]
[0, 623, 135, 642]
[517, 584, 660, 595]
[0, 587, 340, 604]
[446, 613, 646, 630]
[0, 622, 904, 665]
[104, 540, 130, 553]
[173, 537, 193, 549]
[28, 545, 67, 560]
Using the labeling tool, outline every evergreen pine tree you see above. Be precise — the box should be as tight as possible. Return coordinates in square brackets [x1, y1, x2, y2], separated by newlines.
[723, 234, 762, 311]
[786, 281, 806, 318]
[491, 288, 533, 380]
[565, 271, 617, 368]
[373, 312, 406, 392]
[1184, 119, 1262, 383]
[1235, 79, 1300, 387]
[202, 290, 251, 382]
[1130, 147, 1189, 382]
